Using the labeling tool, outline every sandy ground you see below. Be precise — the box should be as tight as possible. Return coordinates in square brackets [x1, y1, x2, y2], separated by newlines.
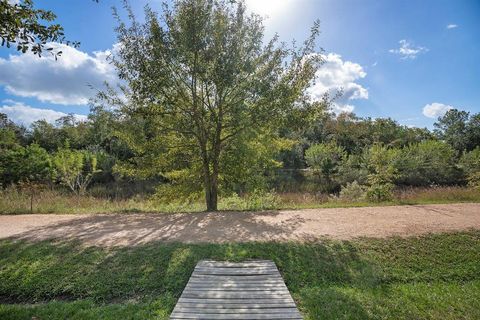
[0, 203, 479, 247]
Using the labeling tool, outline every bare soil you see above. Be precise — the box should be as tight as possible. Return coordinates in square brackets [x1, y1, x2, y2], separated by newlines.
[1, 203, 479, 247]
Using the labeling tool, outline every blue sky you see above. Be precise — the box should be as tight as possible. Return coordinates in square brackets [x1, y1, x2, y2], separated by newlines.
[1, 0, 479, 128]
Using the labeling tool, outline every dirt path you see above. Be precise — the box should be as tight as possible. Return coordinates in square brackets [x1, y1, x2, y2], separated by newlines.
[1, 203, 479, 247]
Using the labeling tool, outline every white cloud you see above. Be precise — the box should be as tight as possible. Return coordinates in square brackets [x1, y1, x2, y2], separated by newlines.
[0, 42, 119, 105]
[308, 53, 368, 114]
[422, 102, 453, 118]
[0, 101, 87, 126]
[389, 39, 428, 60]
[446, 24, 458, 29]
[332, 104, 355, 114]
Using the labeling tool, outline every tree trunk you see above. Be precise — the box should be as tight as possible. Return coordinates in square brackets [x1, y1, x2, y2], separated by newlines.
[205, 179, 218, 211]
[204, 169, 218, 211]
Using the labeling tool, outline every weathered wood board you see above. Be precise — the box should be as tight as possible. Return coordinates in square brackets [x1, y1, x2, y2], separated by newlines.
[170, 260, 303, 320]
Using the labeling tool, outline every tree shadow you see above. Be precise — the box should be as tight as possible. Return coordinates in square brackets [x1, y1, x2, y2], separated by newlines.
[0, 234, 388, 319]
[7, 210, 310, 246]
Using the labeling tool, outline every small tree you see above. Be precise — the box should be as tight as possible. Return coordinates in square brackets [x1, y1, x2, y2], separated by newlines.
[365, 144, 399, 201]
[53, 146, 99, 195]
[305, 141, 345, 191]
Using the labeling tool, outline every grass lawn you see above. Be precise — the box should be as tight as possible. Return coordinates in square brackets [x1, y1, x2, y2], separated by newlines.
[0, 231, 479, 319]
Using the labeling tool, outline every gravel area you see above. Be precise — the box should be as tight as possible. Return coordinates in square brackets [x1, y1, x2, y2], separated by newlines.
[1, 203, 479, 247]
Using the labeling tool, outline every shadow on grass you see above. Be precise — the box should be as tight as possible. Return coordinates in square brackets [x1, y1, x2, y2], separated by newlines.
[1, 231, 479, 319]
[0, 237, 382, 319]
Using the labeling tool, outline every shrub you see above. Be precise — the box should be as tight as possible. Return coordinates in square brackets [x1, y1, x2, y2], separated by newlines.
[219, 190, 280, 211]
[339, 181, 367, 202]
[364, 144, 399, 202]
[460, 147, 480, 188]
[337, 153, 369, 186]
[397, 140, 461, 186]
[0, 143, 53, 186]
[367, 183, 394, 202]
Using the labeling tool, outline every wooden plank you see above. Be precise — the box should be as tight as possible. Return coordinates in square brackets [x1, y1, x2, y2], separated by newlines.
[170, 313, 302, 319]
[174, 303, 297, 309]
[177, 298, 295, 304]
[185, 287, 287, 291]
[170, 260, 302, 319]
[173, 307, 300, 314]
[181, 292, 293, 299]
[186, 282, 287, 287]
[198, 260, 275, 267]
[189, 276, 283, 280]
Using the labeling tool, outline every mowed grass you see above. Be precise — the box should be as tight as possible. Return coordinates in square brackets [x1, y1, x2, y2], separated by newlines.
[1, 186, 479, 214]
[1, 231, 479, 319]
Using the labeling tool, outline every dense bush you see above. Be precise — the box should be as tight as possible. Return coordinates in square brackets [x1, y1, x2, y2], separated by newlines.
[0, 144, 52, 186]
[397, 140, 462, 186]
[460, 147, 480, 188]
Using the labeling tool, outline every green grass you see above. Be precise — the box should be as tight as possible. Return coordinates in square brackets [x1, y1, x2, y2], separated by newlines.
[1, 231, 479, 319]
[1, 186, 479, 214]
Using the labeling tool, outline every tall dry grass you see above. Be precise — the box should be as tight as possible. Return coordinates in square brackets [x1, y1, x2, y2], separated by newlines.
[0, 185, 479, 214]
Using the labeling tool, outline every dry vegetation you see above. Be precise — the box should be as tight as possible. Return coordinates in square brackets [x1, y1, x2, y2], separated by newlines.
[1, 185, 479, 214]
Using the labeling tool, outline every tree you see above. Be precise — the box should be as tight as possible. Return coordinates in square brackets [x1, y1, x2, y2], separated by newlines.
[0, 143, 52, 186]
[305, 141, 345, 191]
[397, 140, 461, 186]
[460, 147, 480, 188]
[434, 109, 469, 152]
[365, 144, 399, 201]
[53, 145, 99, 195]
[0, 0, 83, 58]
[0, 113, 27, 149]
[466, 113, 480, 151]
[101, 0, 323, 210]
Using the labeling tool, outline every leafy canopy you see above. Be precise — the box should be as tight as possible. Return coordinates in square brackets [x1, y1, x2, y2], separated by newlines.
[100, 0, 324, 210]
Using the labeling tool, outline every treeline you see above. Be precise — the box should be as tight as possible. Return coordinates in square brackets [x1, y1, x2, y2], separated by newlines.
[1, 0, 479, 206]
[276, 110, 480, 200]
[1, 108, 479, 201]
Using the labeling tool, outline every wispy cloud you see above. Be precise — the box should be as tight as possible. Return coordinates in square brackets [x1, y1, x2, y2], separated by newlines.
[389, 39, 428, 60]
[446, 24, 458, 29]
[422, 102, 453, 118]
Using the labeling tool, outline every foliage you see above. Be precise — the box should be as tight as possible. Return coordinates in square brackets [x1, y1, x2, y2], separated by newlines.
[0, 0, 81, 58]
[337, 153, 368, 186]
[365, 144, 399, 201]
[99, 0, 324, 210]
[219, 190, 280, 211]
[339, 181, 367, 202]
[53, 145, 99, 195]
[0, 143, 52, 186]
[1, 231, 480, 318]
[305, 141, 346, 191]
[2, 184, 480, 214]
[0, 113, 27, 149]
[460, 147, 480, 188]
[397, 140, 461, 186]
[434, 109, 480, 152]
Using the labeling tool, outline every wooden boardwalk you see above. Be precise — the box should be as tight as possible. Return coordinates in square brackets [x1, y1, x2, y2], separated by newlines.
[170, 260, 303, 320]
